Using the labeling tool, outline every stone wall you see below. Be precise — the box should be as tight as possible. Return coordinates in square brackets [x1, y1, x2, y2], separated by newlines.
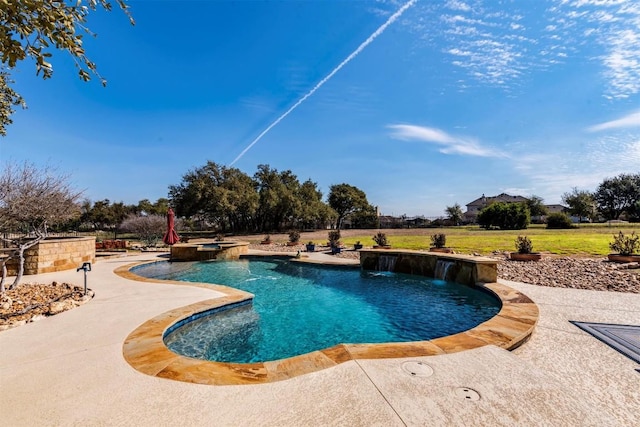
[359, 249, 497, 285]
[4, 237, 96, 275]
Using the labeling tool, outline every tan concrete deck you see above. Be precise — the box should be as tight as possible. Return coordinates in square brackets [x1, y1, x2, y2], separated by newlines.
[1, 253, 639, 426]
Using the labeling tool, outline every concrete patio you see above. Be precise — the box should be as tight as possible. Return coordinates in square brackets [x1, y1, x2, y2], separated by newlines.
[1, 253, 638, 426]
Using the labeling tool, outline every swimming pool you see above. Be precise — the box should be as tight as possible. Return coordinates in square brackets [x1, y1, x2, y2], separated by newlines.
[133, 258, 501, 364]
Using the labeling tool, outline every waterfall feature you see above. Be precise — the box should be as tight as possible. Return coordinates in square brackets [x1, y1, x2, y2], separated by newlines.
[434, 260, 454, 280]
[377, 255, 397, 272]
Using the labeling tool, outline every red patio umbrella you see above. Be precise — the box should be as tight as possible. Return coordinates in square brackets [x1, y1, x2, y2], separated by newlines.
[162, 208, 180, 246]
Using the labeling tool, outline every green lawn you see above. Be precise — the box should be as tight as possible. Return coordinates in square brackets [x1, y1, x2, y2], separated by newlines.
[340, 224, 640, 256]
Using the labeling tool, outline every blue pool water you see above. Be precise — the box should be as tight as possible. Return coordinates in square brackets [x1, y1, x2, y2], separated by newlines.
[133, 258, 501, 363]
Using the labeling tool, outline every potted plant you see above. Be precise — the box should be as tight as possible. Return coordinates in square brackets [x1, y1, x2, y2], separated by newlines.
[372, 232, 390, 249]
[328, 230, 342, 254]
[429, 233, 453, 253]
[287, 230, 301, 246]
[608, 231, 640, 263]
[354, 240, 363, 250]
[306, 241, 316, 252]
[510, 236, 542, 261]
[260, 235, 272, 245]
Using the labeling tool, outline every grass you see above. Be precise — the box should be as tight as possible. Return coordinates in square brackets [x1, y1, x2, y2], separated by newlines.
[339, 224, 640, 256]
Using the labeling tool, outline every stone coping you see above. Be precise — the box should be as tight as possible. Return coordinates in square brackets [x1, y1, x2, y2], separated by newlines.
[118, 259, 539, 385]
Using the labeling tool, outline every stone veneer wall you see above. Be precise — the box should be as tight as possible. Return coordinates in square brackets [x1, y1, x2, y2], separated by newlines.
[359, 249, 497, 285]
[4, 236, 96, 275]
[170, 242, 249, 261]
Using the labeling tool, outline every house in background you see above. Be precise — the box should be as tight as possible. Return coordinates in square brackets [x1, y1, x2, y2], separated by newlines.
[464, 193, 529, 223]
[464, 193, 571, 224]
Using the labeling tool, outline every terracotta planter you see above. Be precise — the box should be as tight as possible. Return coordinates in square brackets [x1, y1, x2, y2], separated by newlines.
[429, 247, 454, 253]
[510, 252, 542, 261]
[607, 254, 640, 263]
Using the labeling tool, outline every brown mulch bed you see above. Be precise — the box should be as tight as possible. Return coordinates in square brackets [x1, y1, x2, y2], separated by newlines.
[0, 282, 92, 331]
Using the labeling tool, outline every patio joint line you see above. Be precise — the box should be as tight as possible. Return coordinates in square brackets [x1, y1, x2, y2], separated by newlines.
[353, 359, 408, 427]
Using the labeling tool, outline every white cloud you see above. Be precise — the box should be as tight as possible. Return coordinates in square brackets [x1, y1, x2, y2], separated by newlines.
[549, 0, 640, 98]
[387, 124, 506, 157]
[587, 110, 640, 131]
[377, 0, 640, 97]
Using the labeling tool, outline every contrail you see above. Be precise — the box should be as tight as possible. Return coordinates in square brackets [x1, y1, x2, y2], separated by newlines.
[229, 0, 418, 166]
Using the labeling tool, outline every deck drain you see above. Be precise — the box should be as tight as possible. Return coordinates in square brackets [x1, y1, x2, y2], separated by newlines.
[455, 387, 481, 401]
[401, 361, 434, 377]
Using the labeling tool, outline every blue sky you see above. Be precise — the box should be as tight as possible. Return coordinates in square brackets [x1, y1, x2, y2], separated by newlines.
[1, 0, 639, 217]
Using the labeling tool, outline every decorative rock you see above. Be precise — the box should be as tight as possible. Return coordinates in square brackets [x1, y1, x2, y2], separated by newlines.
[0, 296, 12, 310]
[48, 301, 67, 315]
[498, 256, 640, 293]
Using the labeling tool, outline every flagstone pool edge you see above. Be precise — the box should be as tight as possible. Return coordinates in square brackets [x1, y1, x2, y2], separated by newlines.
[117, 259, 538, 385]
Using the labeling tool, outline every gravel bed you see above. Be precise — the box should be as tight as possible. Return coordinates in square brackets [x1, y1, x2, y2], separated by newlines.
[497, 255, 640, 293]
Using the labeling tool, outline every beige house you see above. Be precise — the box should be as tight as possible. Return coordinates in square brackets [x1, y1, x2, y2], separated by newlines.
[464, 193, 529, 223]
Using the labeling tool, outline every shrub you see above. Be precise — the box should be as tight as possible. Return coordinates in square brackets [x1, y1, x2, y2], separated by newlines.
[215, 233, 225, 241]
[546, 213, 574, 229]
[328, 230, 341, 247]
[477, 202, 530, 230]
[288, 230, 300, 243]
[372, 232, 388, 246]
[262, 235, 271, 243]
[609, 231, 640, 255]
[515, 235, 533, 254]
[430, 233, 446, 248]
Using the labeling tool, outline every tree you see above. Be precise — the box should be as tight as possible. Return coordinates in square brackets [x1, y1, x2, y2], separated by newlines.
[0, 162, 82, 291]
[297, 179, 336, 229]
[350, 205, 379, 229]
[445, 203, 463, 225]
[253, 165, 301, 231]
[593, 173, 640, 221]
[327, 183, 372, 229]
[0, 1, 134, 136]
[135, 198, 169, 216]
[561, 188, 597, 222]
[477, 202, 530, 230]
[525, 195, 548, 218]
[120, 214, 166, 247]
[169, 161, 259, 232]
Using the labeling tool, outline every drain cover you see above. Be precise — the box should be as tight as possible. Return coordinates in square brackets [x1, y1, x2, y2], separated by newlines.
[455, 387, 481, 401]
[401, 361, 434, 377]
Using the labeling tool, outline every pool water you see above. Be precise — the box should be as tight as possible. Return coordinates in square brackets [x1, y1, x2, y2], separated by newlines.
[134, 258, 501, 363]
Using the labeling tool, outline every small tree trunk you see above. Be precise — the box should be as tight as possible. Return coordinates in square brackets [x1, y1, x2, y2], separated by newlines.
[10, 246, 26, 289]
[0, 261, 7, 294]
[9, 236, 44, 289]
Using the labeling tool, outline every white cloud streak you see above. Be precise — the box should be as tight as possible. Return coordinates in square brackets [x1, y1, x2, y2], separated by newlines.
[387, 124, 506, 157]
[587, 110, 640, 132]
[229, 0, 418, 166]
